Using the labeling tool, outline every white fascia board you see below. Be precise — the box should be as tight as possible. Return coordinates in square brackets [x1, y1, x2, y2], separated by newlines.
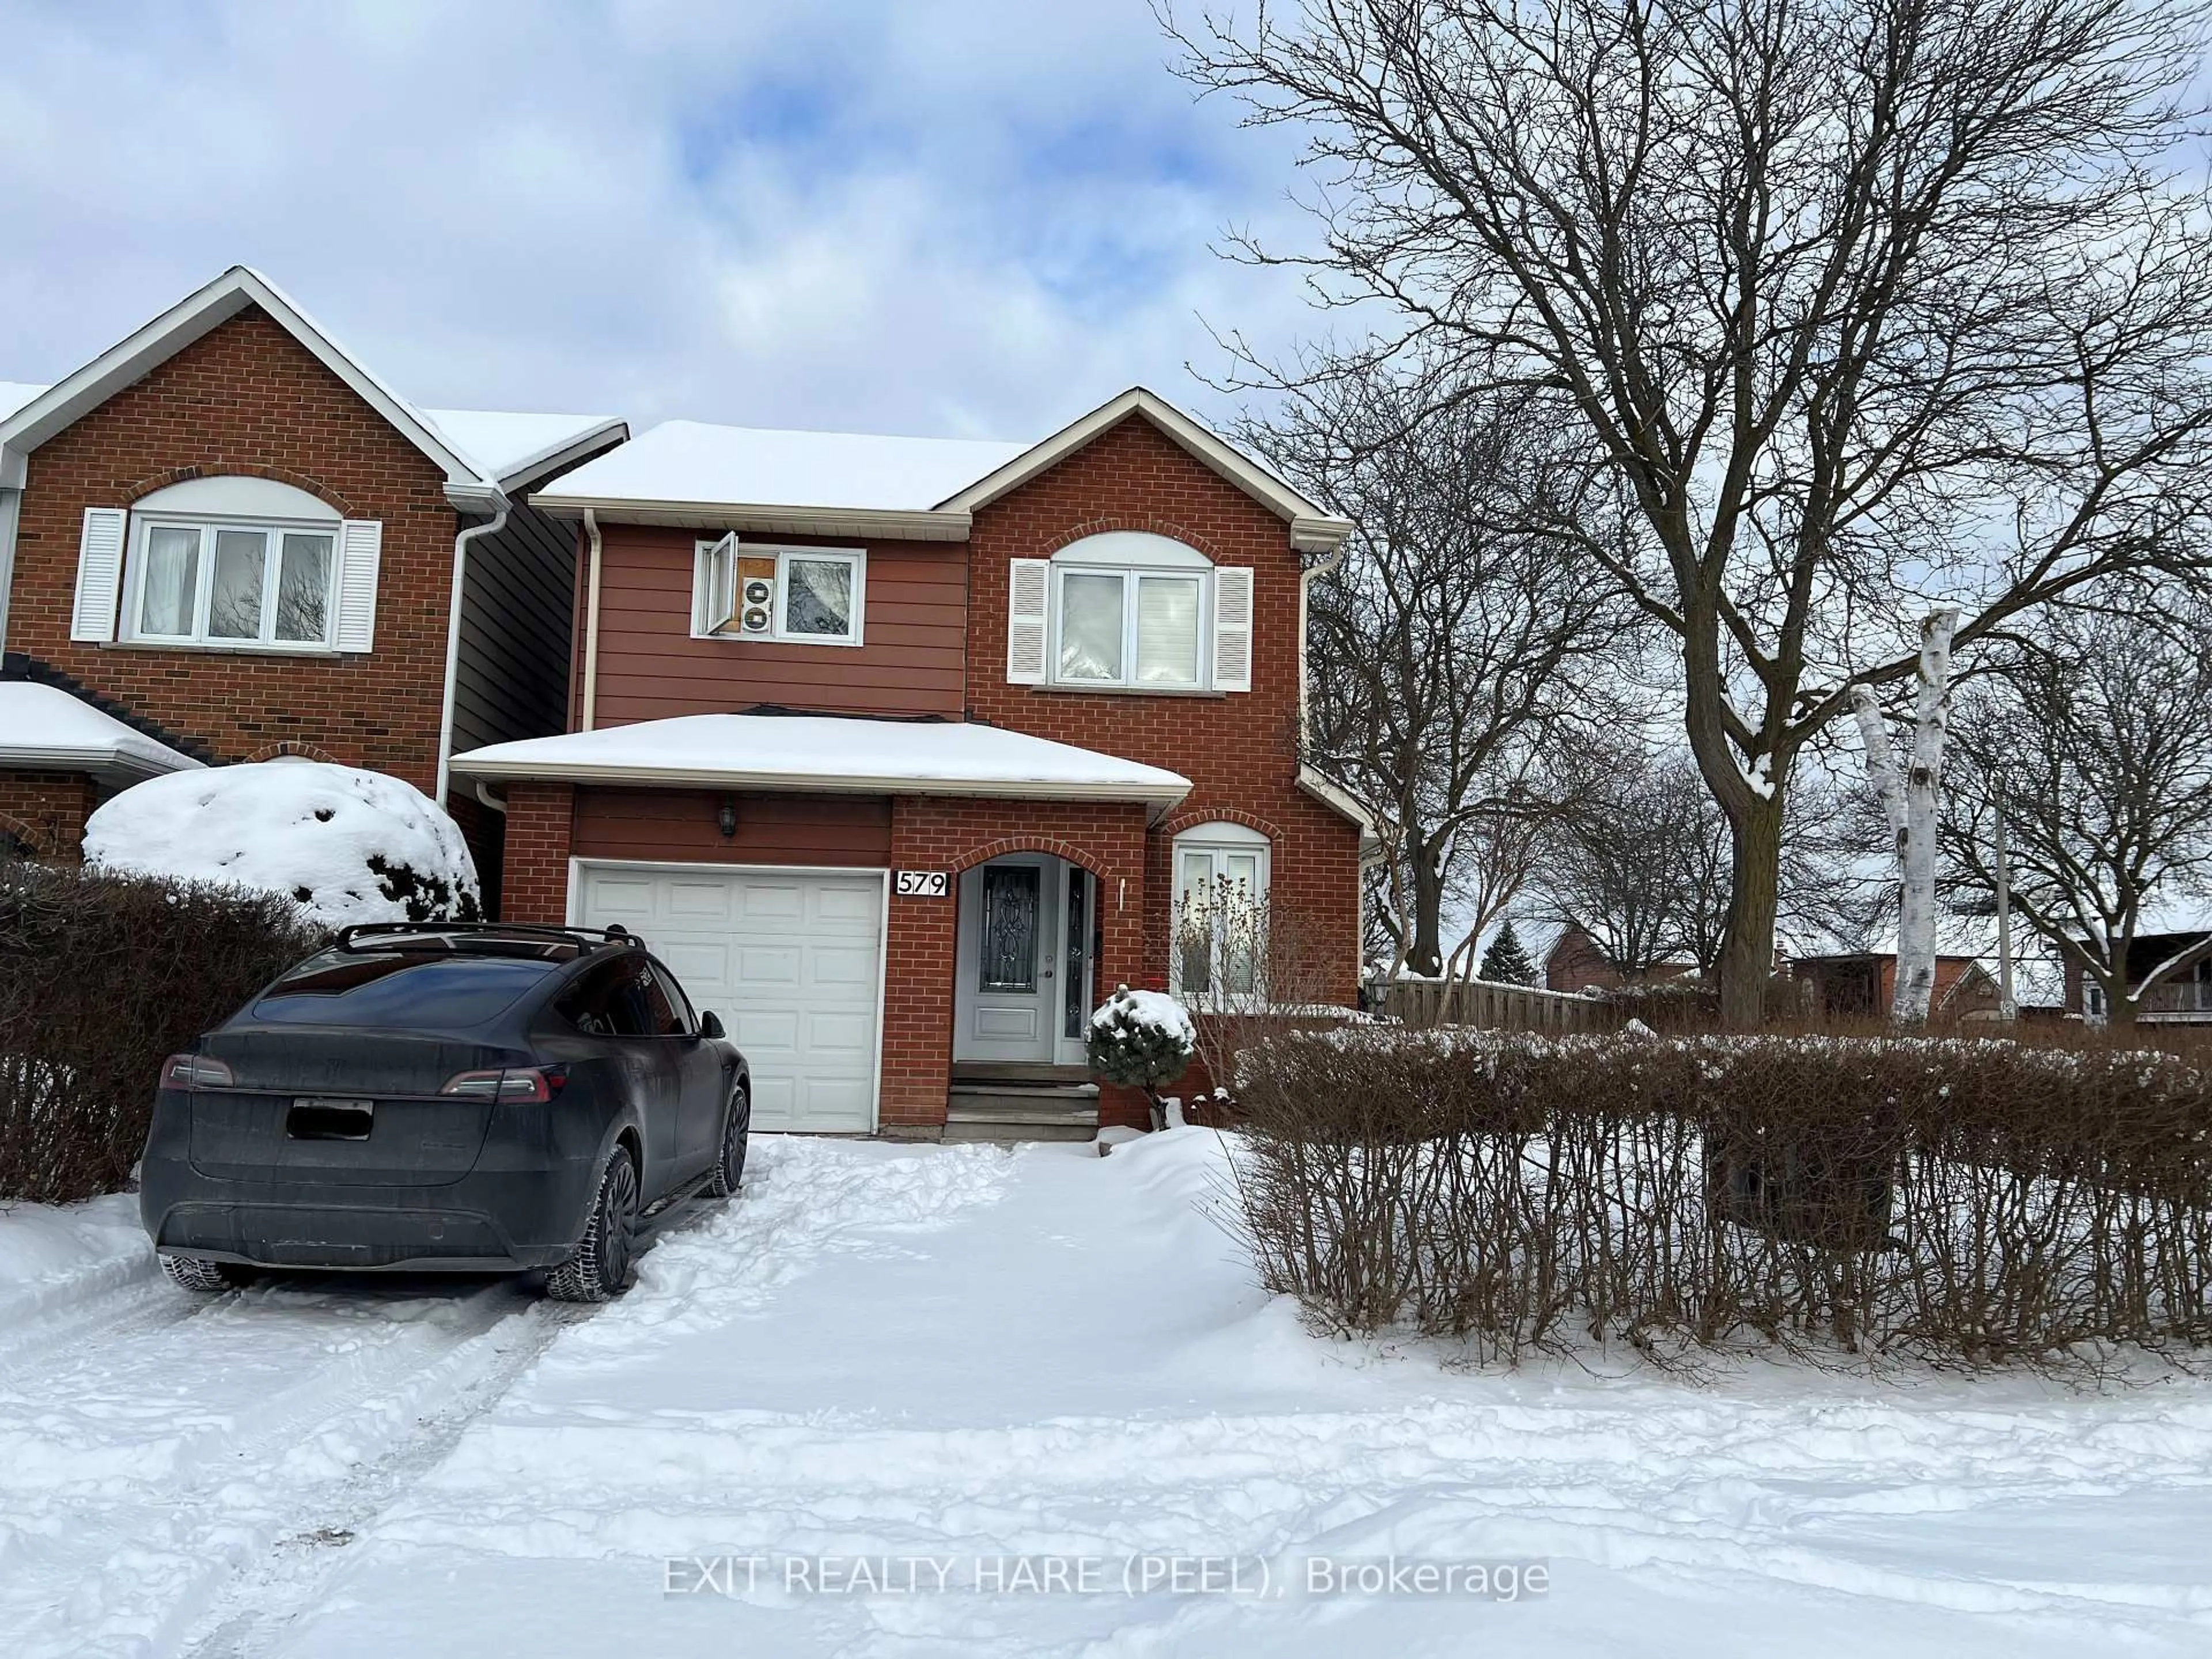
[0, 266, 504, 509]
[938, 387, 1353, 551]
[0, 742, 203, 784]
[525, 491, 974, 542]
[449, 752, 1190, 822]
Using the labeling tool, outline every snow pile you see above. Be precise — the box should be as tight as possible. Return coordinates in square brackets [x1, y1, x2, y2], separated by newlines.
[84, 761, 480, 927]
[1089, 984, 1197, 1047]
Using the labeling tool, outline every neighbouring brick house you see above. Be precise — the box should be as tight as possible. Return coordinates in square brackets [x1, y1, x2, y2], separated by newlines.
[1790, 952, 1999, 1020]
[0, 267, 624, 900]
[451, 390, 1375, 1138]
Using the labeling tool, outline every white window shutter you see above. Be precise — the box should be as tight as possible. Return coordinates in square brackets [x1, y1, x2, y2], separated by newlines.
[1212, 565, 1253, 692]
[69, 507, 128, 642]
[1006, 558, 1050, 684]
[334, 518, 383, 652]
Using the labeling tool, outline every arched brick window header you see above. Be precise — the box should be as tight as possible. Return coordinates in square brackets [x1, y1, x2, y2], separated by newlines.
[122, 464, 357, 519]
[241, 740, 341, 765]
[949, 835, 1134, 882]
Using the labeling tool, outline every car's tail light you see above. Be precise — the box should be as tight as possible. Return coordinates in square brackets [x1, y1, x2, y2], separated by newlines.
[439, 1066, 567, 1103]
[162, 1053, 234, 1089]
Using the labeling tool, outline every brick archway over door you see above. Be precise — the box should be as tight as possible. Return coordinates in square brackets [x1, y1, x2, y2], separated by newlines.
[881, 797, 1153, 1131]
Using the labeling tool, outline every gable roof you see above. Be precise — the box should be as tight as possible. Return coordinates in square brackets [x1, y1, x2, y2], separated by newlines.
[532, 387, 1353, 551]
[941, 388, 1350, 553]
[0, 267, 624, 506]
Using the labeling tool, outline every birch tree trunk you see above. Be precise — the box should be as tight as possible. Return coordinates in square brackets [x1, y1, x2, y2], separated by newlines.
[1850, 610, 1960, 1025]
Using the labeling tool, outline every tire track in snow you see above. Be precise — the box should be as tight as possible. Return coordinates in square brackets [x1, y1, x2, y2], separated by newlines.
[0, 1270, 548, 1659]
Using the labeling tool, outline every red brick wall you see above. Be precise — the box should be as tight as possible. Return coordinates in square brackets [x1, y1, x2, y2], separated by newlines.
[0, 770, 100, 858]
[501, 783, 575, 924]
[963, 414, 1363, 1001]
[884, 797, 1153, 1130]
[7, 308, 456, 795]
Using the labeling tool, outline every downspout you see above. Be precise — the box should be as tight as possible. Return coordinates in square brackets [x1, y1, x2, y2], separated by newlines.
[1297, 536, 1347, 753]
[579, 506, 604, 732]
[0, 487, 20, 656]
[434, 502, 511, 808]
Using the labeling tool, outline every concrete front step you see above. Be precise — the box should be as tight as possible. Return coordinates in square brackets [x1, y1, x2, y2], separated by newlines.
[944, 1083, 1101, 1145]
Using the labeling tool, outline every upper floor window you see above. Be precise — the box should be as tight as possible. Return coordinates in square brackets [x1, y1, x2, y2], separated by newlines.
[694, 536, 865, 646]
[1007, 532, 1252, 694]
[68, 478, 381, 653]
[129, 517, 337, 647]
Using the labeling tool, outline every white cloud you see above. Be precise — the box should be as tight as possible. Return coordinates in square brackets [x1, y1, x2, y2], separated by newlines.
[0, 0, 1319, 440]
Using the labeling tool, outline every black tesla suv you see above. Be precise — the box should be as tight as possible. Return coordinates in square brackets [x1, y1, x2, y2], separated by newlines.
[139, 922, 751, 1301]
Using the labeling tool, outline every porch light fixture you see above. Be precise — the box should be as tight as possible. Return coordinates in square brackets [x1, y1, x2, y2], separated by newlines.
[717, 797, 738, 839]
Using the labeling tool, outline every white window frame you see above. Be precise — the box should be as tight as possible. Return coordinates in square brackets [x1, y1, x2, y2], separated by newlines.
[121, 514, 340, 651]
[693, 540, 866, 647]
[1169, 822, 1272, 1005]
[1050, 563, 1212, 690]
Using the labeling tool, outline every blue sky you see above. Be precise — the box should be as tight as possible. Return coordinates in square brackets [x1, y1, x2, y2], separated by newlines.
[0, 0, 1316, 440]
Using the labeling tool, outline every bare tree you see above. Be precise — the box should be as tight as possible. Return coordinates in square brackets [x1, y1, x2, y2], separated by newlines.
[1171, 0, 2212, 1025]
[1244, 358, 1630, 976]
[1942, 594, 2212, 1027]
[1850, 610, 1960, 1022]
[1539, 745, 1728, 979]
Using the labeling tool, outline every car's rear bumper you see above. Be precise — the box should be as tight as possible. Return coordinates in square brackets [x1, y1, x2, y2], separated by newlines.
[145, 1191, 577, 1271]
[141, 1105, 604, 1272]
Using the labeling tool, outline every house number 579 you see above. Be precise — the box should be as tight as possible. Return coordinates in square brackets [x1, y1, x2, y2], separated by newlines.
[896, 870, 949, 897]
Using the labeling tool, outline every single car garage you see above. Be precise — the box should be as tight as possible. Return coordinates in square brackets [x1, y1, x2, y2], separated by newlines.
[573, 861, 887, 1134]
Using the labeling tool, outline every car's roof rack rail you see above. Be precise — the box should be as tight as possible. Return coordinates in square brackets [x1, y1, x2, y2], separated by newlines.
[333, 921, 641, 953]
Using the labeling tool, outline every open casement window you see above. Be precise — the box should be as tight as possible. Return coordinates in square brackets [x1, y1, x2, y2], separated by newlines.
[694, 537, 865, 646]
[1171, 822, 1271, 1005]
[1008, 532, 1252, 692]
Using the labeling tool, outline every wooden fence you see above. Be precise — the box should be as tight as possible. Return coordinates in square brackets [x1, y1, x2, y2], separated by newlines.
[1365, 976, 1619, 1034]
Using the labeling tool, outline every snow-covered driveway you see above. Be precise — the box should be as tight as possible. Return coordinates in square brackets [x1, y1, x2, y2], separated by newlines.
[5, 1130, 2211, 1658]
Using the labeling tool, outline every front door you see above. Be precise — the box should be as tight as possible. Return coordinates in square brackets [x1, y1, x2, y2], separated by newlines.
[955, 856, 1096, 1065]
[957, 857, 1053, 1063]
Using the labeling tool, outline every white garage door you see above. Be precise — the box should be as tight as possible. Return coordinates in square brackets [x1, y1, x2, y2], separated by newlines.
[575, 863, 885, 1133]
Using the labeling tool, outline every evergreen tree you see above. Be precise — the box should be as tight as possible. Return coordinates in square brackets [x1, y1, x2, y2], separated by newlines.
[1478, 920, 1537, 986]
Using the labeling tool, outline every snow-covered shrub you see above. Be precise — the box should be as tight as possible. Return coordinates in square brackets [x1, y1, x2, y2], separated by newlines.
[1087, 985, 1195, 1131]
[0, 862, 324, 1202]
[85, 762, 480, 927]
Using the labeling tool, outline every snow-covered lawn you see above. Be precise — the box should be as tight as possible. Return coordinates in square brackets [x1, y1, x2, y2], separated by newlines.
[3, 1131, 2210, 1657]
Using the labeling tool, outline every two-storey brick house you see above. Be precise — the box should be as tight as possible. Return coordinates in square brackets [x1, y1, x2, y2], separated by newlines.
[450, 390, 1373, 1137]
[0, 267, 624, 897]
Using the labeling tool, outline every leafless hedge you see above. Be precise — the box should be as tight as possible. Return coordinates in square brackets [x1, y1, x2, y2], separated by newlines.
[1232, 1031, 2212, 1369]
[0, 859, 324, 1202]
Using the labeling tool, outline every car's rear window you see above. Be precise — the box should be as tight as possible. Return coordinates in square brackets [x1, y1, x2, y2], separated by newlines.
[251, 952, 558, 1029]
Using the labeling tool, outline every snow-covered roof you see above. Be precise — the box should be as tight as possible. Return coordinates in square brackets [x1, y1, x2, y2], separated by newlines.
[451, 713, 1192, 819]
[0, 683, 203, 783]
[532, 389, 1354, 551]
[0, 382, 46, 422]
[546, 421, 1027, 514]
[0, 268, 624, 506]
[421, 408, 626, 493]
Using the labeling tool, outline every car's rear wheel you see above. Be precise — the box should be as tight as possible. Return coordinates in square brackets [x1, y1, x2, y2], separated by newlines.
[704, 1088, 751, 1199]
[547, 1144, 639, 1302]
[162, 1255, 248, 1293]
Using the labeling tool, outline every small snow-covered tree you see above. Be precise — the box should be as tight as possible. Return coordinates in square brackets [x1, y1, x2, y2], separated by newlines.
[1087, 984, 1196, 1132]
[1850, 612, 1959, 1024]
[1476, 921, 1536, 986]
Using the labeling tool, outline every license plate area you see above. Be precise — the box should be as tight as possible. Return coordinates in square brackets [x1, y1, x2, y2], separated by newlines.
[288, 1099, 375, 1141]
